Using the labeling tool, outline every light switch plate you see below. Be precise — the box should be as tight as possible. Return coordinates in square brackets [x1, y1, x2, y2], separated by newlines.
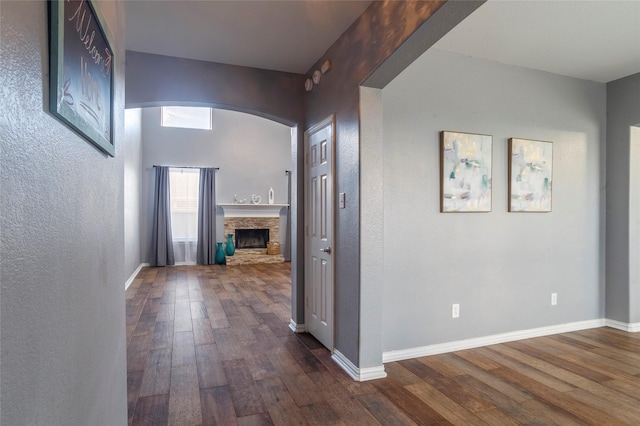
[339, 192, 346, 209]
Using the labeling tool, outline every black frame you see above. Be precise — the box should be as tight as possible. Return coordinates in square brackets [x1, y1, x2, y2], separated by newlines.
[49, 0, 115, 156]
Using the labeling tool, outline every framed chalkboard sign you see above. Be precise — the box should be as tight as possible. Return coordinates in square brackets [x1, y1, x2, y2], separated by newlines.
[49, 0, 114, 156]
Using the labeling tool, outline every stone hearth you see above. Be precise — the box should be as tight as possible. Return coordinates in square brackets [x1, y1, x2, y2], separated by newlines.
[224, 217, 280, 244]
[225, 249, 285, 266]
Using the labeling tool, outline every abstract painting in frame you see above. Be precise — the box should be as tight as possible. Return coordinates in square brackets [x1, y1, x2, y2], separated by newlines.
[508, 138, 553, 212]
[440, 131, 492, 212]
[49, 0, 115, 156]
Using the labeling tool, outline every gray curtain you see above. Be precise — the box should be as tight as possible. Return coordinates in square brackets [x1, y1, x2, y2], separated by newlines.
[150, 166, 175, 266]
[283, 170, 292, 261]
[197, 168, 217, 265]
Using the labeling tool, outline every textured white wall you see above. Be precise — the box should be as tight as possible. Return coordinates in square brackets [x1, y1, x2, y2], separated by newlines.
[379, 49, 606, 352]
[125, 109, 143, 278]
[0, 1, 127, 424]
[140, 107, 291, 262]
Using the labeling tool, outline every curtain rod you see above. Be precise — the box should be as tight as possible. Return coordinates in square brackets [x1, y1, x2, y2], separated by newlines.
[153, 165, 219, 170]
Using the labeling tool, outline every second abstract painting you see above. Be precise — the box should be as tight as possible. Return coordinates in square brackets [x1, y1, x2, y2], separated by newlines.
[508, 138, 553, 212]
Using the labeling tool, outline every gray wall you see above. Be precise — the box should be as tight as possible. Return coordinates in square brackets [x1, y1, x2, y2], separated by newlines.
[379, 49, 606, 352]
[140, 107, 291, 263]
[0, 1, 127, 424]
[125, 108, 143, 279]
[126, 51, 304, 127]
[606, 72, 640, 323]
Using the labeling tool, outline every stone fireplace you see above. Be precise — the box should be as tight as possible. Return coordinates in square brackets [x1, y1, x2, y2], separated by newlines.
[220, 205, 286, 265]
[223, 217, 279, 246]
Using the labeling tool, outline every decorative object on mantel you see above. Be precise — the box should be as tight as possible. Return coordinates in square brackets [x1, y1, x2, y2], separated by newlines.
[267, 242, 281, 255]
[440, 130, 492, 213]
[215, 242, 226, 264]
[225, 234, 235, 256]
[251, 194, 261, 204]
[268, 187, 275, 205]
[233, 194, 247, 204]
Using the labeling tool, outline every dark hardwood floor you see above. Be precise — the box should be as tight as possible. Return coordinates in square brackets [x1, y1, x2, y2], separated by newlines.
[126, 263, 640, 425]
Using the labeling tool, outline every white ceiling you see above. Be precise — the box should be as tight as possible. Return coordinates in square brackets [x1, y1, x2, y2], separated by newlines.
[434, 0, 640, 83]
[125, 0, 640, 82]
[125, 0, 372, 74]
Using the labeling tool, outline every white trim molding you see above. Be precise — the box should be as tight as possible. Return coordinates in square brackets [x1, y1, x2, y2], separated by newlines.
[289, 319, 306, 333]
[332, 350, 387, 382]
[383, 319, 606, 363]
[605, 318, 640, 332]
[125, 263, 149, 290]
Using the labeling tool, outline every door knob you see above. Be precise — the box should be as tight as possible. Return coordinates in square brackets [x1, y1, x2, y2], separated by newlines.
[320, 247, 332, 254]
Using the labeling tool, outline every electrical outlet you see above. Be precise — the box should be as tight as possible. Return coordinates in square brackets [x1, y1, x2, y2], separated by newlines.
[452, 303, 460, 318]
[551, 293, 558, 306]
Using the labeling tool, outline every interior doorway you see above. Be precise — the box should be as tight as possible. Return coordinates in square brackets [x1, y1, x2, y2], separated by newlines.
[125, 101, 305, 350]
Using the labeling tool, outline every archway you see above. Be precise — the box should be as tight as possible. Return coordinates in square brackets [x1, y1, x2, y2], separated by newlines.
[124, 51, 306, 330]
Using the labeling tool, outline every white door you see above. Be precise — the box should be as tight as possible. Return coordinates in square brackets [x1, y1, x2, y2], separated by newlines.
[305, 116, 334, 350]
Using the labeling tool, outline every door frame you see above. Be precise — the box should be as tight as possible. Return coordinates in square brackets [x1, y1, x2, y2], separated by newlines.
[304, 114, 336, 351]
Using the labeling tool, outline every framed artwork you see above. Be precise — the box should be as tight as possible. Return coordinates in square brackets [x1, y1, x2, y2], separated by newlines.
[508, 138, 553, 212]
[49, 0, 115, 156]
[440, 131, 492, 212]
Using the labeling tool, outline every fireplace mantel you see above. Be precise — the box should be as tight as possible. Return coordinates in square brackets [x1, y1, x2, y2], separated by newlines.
[218, 203, 288, 218]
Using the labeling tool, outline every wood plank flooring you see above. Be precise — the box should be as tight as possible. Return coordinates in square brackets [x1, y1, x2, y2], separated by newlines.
[126, 264, 640, 425]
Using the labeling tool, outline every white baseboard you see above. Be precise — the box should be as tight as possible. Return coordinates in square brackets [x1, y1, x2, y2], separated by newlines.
[383, 319, 606, 363]
[289, 319, 306, 333]
[332, 350, 387, 382]
[125, 263, 149, 290]
[605, 318, 640, 332]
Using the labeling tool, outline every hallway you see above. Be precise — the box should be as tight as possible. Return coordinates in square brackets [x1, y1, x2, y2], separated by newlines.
[126, 264, 640, 425]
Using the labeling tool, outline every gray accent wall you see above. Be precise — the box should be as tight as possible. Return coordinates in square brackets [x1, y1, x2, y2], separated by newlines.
[606, 72, 640, 323]
[125, 51, 304, 127]
[140, 107, 291, 263]
[379, 49, 606, 352]
[125, 109, 143, 278]
[1, 1, 127, 424]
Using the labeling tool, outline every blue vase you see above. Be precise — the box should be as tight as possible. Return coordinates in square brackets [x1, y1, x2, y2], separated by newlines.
[215, 242, 226, 265]
[225, 233, 235, 256]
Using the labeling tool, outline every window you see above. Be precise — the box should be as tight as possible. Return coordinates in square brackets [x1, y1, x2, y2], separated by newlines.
[169, 168, 200, 242]
[161, 106, 212, 130]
